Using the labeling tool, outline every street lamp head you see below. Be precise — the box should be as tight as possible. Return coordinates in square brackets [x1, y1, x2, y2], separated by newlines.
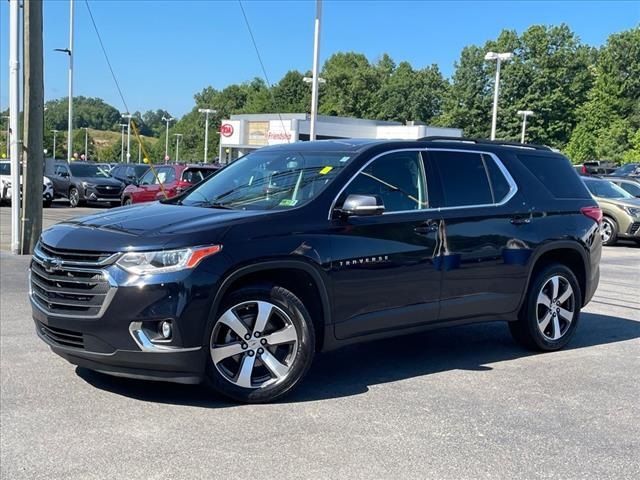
[517, 110, 535, 116]
[162, 116, 174, 122]
[485, 51, 514, 61]
[198, 108, 217, 114]
[303, 76, 326, 84]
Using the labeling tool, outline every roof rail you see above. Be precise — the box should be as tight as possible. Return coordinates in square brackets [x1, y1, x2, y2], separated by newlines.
[417, 136, 552, 151]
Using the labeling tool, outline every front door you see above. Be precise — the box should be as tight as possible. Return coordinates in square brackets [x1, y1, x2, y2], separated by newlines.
[329, 150, 442, 340]
[424, 149, 530, 320]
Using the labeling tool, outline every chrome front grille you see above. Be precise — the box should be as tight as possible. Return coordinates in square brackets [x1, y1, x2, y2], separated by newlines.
[30, 242, 118, 318]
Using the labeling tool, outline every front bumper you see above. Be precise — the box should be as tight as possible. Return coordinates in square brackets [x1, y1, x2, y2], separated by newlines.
[30, 259, 222, 384]
[83, 185, 122, 203]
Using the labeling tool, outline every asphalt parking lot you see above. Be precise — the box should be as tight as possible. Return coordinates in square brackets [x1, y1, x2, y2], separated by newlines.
[1, 206, 639, 479]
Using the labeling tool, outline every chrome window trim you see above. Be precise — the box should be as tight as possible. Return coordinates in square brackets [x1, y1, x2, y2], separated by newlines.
[327, 147, 518, 219]
[129, 322, 202, 353]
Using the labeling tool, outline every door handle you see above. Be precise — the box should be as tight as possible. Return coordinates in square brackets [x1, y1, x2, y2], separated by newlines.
[510, 216, 531, 225]
[414, 221, 439, 234]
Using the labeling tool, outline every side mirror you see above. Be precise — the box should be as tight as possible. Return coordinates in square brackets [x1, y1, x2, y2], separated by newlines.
[337, 194, 385, 217]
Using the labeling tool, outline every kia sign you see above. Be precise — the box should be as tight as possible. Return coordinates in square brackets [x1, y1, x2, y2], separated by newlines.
[220, 124, 234, 137]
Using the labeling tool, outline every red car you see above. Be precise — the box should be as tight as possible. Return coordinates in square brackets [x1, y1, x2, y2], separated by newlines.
[121, 164, 221, 205]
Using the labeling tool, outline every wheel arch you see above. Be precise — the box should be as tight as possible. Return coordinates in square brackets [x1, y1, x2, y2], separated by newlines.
[208, 260, 332, 352]
[521, 241, 589, 310]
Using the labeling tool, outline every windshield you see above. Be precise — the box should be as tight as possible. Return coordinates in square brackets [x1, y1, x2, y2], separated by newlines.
[69, 163, 111, 178]
[584, 179, 634, 199]
[611, 163, 639, 176]
[180, 150, 353, 210]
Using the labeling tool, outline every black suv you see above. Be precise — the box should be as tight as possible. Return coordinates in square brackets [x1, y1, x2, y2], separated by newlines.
[49, 162, 124, 207]
[30, 138, 602, 403]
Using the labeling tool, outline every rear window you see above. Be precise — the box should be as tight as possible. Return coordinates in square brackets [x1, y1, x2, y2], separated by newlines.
[518, 154, 591, 199]
[182, 167, 217, 184]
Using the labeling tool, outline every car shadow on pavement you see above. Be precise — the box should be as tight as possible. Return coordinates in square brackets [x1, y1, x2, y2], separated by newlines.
[75, 311, 640, 407]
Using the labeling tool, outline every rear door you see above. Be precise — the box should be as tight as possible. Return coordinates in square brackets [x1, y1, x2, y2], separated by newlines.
[329, 149, 442, 340]
[424, 149, 529, 320]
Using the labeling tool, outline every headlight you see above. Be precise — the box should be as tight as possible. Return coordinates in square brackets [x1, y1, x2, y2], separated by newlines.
[623, 206, 640, 217]
[82, 181, 96, 188]
[44, 177, 53, 186]
[116, 245, 222, 275]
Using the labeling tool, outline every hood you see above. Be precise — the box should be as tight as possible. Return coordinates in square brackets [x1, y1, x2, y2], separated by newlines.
[76, 176, 123, 187]
[595, 196, 640, 209]
[40, 202, 271, 252]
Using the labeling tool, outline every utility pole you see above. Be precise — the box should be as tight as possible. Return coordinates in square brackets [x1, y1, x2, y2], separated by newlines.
[309, 0, 322, 141]
[517, 110, 535, 144]
[162, 115, 173, 162]
[21, 0, 44, 253]
[9, 0, 21, 254]
[119, 123, 126, 163]
[174, 133, 182, 163]
[51, 129, 58, 160]
[2, 115, 9, 158]
[82, 126, 88, 159]
[484, 51, 513, 140]
[198, 108, 216, 163]
[121, 113, 132, 163]
[138, 142, 141, 164]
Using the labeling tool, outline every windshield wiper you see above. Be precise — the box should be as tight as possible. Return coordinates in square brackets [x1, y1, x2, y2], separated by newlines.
[186, 200, 234, 209]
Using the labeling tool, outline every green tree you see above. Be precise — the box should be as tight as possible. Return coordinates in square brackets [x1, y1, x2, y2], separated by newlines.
[272, 70, 310, 113]
[566, 27, 640, 162]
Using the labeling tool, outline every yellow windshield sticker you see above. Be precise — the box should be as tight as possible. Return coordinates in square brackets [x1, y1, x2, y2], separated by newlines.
[279, 199, 298, 207]
[319, 166, 333, 175]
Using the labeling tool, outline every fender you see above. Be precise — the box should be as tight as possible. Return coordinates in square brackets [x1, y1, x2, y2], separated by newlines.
[205, 258, 333, 347]
[516, 239, 590, 312]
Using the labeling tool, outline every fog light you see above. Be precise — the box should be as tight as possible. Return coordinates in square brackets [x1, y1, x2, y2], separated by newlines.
[160, 321, 172, 339]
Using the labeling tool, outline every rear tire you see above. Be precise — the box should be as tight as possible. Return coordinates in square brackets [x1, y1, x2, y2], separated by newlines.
[601, 216, 618, 246]
[68, 187, 80, 208]
[509, 263, 582, 351]
[204, 285, 315, 403]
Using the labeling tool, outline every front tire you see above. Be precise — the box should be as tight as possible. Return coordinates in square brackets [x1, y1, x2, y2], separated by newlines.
[601, 216, 618, 246]
[122, 197, 132, 206]
[204, 285, 315, 403]
[509, 263, 582, 351]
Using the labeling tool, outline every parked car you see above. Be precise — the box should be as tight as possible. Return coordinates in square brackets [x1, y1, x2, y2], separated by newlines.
[582, 160, 618, 175]
[109, 164, 149, 186]
[49, 161, 124, 207]
[121, 163, 221, 205]
[0, 160, 54, 207]
[30, 138, 602, 403]
[606, 176, 640, 198]
[609, 163, 639, 177]
[583, 177, 640, 246]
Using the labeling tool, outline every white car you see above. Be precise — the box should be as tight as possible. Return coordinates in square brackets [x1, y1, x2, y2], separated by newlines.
[0, 160, 54, 207]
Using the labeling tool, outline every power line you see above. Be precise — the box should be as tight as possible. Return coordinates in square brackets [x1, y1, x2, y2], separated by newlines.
[84, 0, 129, 114]
[237, 0, 290, 142]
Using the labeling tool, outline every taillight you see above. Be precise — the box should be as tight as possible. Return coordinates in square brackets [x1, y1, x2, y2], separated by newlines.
[581, 206, 602, 224]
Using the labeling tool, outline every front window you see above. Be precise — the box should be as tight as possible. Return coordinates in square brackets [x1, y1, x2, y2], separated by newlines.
[584, 179, 634, 199]
[69, 163, 110, 178]
[612, 164, 639, 176]
[0, 163, 10, 175]
[180, 150, 353, 210]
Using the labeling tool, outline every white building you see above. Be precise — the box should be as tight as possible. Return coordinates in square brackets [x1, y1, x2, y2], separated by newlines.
[218, 113, 462, 163]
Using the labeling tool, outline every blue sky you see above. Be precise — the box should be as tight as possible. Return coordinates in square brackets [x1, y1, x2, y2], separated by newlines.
[1, 0, 638, 117]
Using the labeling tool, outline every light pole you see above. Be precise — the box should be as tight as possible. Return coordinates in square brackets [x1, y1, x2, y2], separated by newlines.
[174, 133, 183, 163]
[119, 123, 127, 163]
[121, 113, 132, 163]
[517, 110, 534, 144]
[484, 51, 513, 140]
[82, 126, 89, 159]
[198, 108, 216, 163]
[9, 0, 20, 253]
[51, 129, 58, 160]
[161, 115, 174, 162]
[308, 0, 322, 141]
[54, 0, 74, 162]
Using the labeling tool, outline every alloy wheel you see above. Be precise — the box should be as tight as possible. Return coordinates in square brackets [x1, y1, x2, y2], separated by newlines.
[601, 219, 613, 243]
[210, 301, 299, 389]
[69, 188, 79, 207]
[536, 275, 575, 341]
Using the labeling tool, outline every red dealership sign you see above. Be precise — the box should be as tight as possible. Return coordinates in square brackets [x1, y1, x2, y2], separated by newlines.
[220, 123, 234, 137]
